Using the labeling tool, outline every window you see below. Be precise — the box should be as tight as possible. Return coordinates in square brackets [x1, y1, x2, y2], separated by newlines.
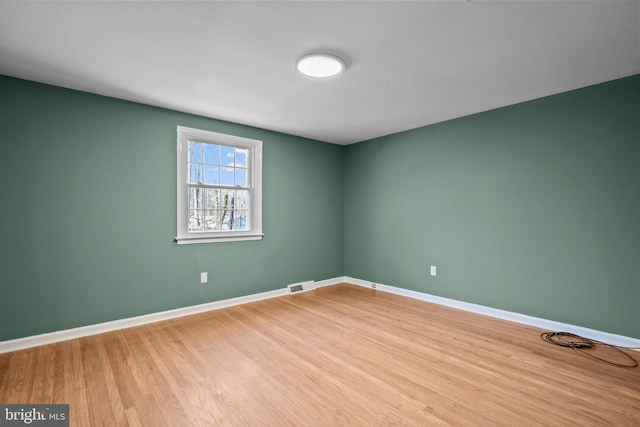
[176, 126, 262, 244]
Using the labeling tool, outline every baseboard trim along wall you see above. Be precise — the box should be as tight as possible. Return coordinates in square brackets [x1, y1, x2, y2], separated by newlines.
[1, 276, 638, 354]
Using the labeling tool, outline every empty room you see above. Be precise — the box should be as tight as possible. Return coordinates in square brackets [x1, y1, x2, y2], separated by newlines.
[1, 1, 639, 426]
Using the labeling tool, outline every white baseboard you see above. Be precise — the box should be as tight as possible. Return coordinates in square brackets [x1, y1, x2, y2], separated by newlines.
[0, 287, 289, 354]
[315, 277, 346, 288]
[342, 276, 640, 348]
[3, 276, 638, 354]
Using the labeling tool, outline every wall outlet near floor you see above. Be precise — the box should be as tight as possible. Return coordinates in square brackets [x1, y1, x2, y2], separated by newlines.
[200, 272, 208, 284]
[430, 266, 437, 276]
[371, 283, 377, 289]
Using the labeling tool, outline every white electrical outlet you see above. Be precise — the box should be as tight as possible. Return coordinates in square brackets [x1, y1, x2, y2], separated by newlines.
[430, 266, 437, 276]
[200, 272, 208, 283]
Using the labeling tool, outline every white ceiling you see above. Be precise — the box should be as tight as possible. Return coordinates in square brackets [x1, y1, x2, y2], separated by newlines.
[1, 1, 638, 145]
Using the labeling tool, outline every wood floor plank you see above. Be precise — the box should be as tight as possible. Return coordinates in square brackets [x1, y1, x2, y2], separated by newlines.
[1, 283, 639, 426]
[66, 339, 91, 426]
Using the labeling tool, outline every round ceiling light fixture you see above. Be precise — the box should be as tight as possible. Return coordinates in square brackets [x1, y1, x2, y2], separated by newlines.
[296, 53, 345, 78]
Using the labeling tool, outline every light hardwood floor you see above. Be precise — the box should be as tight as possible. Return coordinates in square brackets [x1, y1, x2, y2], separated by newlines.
[1, 284, 639, 426]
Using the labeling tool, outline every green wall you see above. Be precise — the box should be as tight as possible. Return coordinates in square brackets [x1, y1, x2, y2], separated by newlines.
[2, 74, 638, 342]
[0, 76, 344, 341]
[345, 75, 640, 338]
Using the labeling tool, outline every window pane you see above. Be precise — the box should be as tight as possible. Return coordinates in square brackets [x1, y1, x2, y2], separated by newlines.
[236, 190, 249, 210]
[188, 141, 203, 162]
[188, 209, 204, 232]
[189, 163, 202, 184]
[204, 165, 219, 185]
[227, 212, 236, 230]
[204, 144, 219, 165]
[203, 188, 218, 209]
[235, 149, 247, 167]
[220, 189, 235, 230]
[211, 210, 223, 230]
[220, 208, 230, 230]
[220, 189, 235, 209]
[235, 168, 247, 187]
[221, 167, 234, 186]
[214, 189, 223, 209]
[221, 146, 234, 166]
[188, 187, 203, 209]
[204, 209, 218, 231]
[220, 210, 245, 230]
[234, 211, 248, 230]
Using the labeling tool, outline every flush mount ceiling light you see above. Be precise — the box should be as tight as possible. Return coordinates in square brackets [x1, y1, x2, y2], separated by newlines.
[296, 53, 345, 78]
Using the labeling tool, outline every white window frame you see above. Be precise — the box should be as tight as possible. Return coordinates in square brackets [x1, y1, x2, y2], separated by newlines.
[176, 126, 263, 244]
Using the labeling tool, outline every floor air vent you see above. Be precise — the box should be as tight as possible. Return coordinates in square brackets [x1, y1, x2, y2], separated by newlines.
[288, 281, 316, 295]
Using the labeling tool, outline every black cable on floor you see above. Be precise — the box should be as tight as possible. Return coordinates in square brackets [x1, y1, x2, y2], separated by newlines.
[540, 331, 638, 368]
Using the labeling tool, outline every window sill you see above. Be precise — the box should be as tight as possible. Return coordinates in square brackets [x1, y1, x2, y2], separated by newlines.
[175, 233, 264, 245]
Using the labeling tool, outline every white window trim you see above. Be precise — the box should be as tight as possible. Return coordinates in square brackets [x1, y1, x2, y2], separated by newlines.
[176, 126, 263, 244]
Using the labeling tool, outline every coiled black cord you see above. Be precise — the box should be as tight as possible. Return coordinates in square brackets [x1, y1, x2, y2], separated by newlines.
[540, 331, 638, 368]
